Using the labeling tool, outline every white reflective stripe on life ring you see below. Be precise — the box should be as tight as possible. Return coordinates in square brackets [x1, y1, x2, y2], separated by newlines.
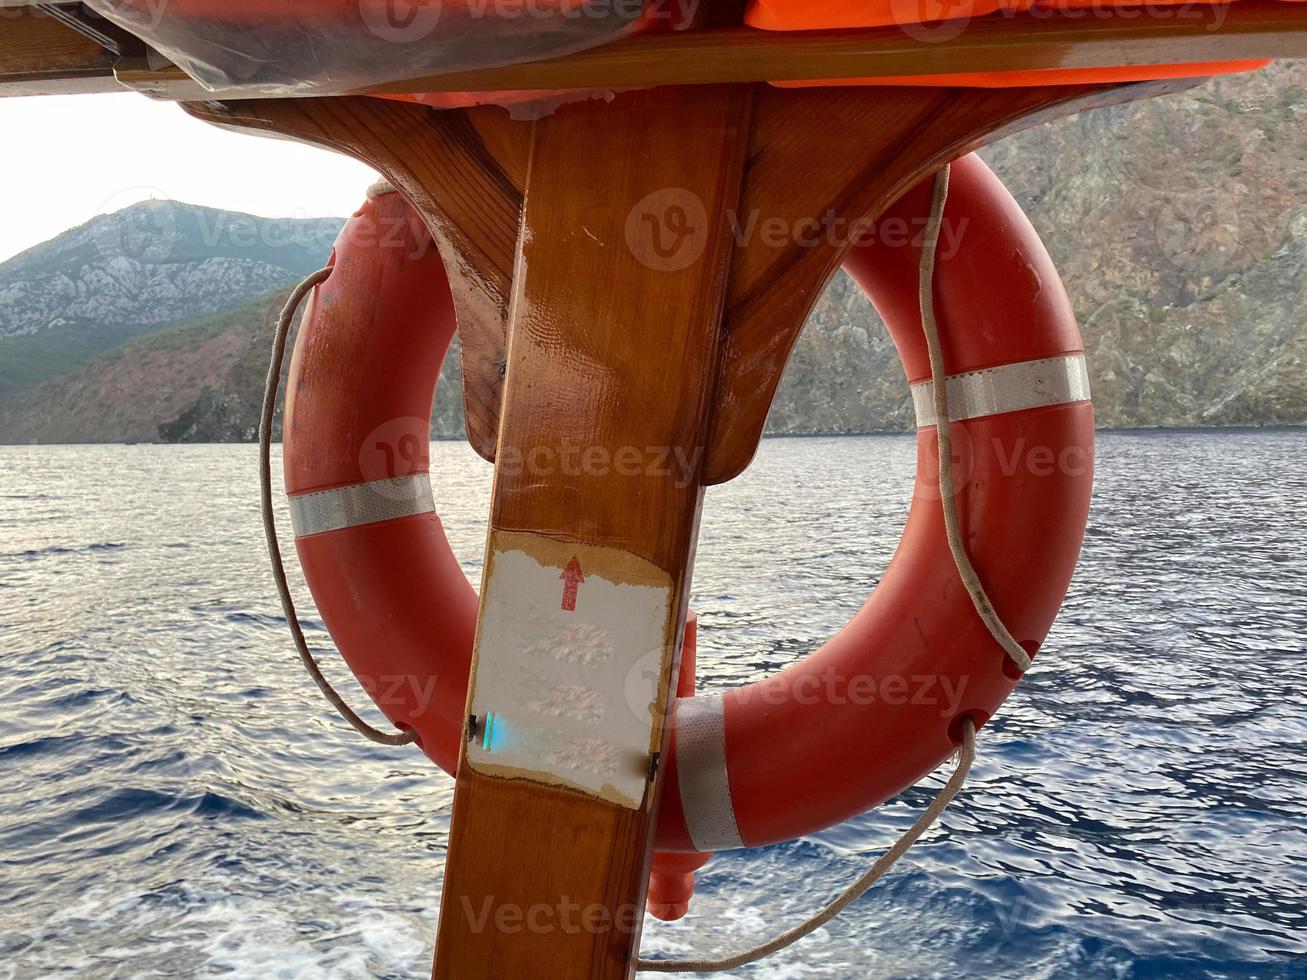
[675, 695, 745, 852]
[912, 354, 1091, 428]
[289, 473, 435, 538]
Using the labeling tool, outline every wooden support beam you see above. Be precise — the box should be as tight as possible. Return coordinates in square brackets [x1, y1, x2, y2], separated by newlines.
[7, 1, 1307, 100]
[0, 5, 117, 96]
[189, 75, 1197, 484]
[183, 96, 528, 459]
[112, 1, 1307, 102]
[701, 76, 1198, 482]
[431, 84, 752, 980]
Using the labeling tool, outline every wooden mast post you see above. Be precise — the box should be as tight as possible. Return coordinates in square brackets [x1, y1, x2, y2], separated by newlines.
[431, 85, 751, 979]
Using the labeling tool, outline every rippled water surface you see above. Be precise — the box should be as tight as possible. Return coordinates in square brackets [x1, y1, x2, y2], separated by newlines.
[1, 433, 1304, 979]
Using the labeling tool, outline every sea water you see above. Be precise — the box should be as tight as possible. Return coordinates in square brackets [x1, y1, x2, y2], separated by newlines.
[1, 432, 1304, 978]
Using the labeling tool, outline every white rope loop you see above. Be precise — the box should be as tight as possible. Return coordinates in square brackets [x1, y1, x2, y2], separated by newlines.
[638, 162, 1031, 973]
[260, 268, 418, 748]
[918, 168, 1034, 675]
[637, 717, 976, 974]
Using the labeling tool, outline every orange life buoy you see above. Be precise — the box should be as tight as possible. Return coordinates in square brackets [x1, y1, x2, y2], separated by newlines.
[283, 154, 1092, 859]
[658, 154, 1093, 851]
[283, 188, 478, 776]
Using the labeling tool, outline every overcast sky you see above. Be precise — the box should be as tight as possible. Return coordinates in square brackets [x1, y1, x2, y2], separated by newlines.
[2, 93, 379, 263]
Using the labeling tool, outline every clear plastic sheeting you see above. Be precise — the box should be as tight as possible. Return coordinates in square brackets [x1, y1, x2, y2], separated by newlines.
[84, 0, 658, 96]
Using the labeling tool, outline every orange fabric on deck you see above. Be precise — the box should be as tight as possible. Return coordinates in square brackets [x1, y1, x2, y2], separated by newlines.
[749, 0, 1026, 30]
[748, 0, 1282, 31]
[748, 0, 1277, 86]
[777, 59, 1271, 89]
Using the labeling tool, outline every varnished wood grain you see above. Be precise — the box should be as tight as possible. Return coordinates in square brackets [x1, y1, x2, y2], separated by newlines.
[182, 97, 527, 457]
[433, 85, 752, 980]
[440, 80, 1191, 484]
[702, 76, 1197, 482]
[186, 78, 1188, 484]
[0, 5, 116, 96]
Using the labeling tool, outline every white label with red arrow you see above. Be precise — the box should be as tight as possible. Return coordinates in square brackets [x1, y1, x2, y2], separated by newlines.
[464, 531, 676, 809]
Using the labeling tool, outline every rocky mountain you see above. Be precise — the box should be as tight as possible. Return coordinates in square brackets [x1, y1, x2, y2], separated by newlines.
[0, 286, 467, 446]
[0, 63, 1304, 444]
[988, 63, 1307, 428]
[0, 201, 344, 399]
[766, 61, 1307, 433]
[0, 293, 290, 445]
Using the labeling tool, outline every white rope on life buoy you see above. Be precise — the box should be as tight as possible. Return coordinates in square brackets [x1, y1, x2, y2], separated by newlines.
[639, 161, 1031, 974]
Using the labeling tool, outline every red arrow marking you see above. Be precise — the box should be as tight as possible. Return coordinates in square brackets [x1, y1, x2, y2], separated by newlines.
[560, 556, 585, 612]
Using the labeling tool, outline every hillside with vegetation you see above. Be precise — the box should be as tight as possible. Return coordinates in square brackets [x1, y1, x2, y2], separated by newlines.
[0, 202, 343, 402]
[1, 63, 1304, 444]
